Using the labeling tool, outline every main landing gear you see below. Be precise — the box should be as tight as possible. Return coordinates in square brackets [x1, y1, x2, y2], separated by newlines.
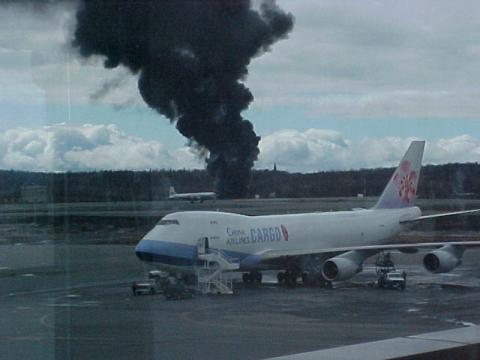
[242, 271, 262, 284]
[277, 270, 300, 286]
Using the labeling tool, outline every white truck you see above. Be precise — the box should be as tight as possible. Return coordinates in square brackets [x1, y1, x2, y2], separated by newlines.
[131, 279, 157, 295]
[132, 271, 169, 295]
[377, 270, 406, 290]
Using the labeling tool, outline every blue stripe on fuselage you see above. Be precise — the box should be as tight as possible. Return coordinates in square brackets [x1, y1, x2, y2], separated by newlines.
[135, 239, 254, 268]
[135, 239, 197, 266]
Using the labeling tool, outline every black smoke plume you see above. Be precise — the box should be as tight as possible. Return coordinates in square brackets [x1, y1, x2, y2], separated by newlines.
[72, 0, 294, 198]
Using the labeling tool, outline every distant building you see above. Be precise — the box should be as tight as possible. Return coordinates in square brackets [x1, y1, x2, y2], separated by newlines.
[21, 185, 49, 203]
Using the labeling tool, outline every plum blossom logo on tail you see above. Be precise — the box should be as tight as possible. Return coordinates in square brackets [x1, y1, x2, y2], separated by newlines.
[394, 160, 417, 203]
[281, 225, 289, 241]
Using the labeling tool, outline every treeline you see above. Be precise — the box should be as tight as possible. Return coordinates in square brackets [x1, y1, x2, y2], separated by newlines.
[252, 163, 480, 199]
[0, 163, 478, 203]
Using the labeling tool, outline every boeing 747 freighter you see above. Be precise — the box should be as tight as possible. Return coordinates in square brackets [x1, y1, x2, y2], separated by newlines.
[137, 141, 480, 286]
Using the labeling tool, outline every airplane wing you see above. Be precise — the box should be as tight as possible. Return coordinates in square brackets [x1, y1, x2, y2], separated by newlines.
[400, 209, 480, 224]
[257, 241, 480, 261]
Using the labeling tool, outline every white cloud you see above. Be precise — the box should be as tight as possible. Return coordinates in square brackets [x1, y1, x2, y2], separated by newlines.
[258, 129, 350, 171]
[0, 124, 204, 172]
[257, 129, 480, 172]
[0, 124, 477, 173]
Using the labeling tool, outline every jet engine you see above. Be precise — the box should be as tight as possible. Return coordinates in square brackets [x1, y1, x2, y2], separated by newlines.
[423, 244, 463, 273]
[322, 250, 369, 281]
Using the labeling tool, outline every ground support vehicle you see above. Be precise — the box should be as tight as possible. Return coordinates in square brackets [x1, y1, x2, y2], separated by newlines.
[375, 252, 406, 290]
[377, 270, 406, 290]
[131, 279, 157, 296]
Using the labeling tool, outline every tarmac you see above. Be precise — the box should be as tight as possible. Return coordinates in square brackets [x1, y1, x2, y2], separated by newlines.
[1, 198, 479, 359]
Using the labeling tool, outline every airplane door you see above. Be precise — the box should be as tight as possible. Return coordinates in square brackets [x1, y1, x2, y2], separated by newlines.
[197, 237, 209, 255]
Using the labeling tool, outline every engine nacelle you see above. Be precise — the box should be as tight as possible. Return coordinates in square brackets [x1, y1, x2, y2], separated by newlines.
[423, 245, 463, 273]
[322, 257, 362, 281]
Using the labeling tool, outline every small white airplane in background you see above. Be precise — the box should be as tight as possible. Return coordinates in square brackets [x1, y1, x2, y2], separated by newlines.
[138, 141, 480, 286]
[168, 186, 216, 203]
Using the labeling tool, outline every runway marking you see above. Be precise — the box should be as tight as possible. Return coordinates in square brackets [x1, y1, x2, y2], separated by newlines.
[82, 301, 101, 305]
[46, 303, 94, 308]
[66, 294, 81, 298]
[40, 313, 56, 330]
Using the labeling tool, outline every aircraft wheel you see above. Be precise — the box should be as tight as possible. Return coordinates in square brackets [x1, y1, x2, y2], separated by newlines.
[285, 271, 298, 286]
[242, 273, 255, 284]
[302, 273, 319, 286]
[302, 273, 309, 284]
[277, 272, 285, 284]
[253, 272, 262, 284]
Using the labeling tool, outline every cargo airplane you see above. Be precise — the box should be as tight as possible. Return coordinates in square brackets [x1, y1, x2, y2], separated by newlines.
[168, 186, 216, 203]
[137, 141, 480, 285]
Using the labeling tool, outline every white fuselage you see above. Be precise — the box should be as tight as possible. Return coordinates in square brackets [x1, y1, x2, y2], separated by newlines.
[135, 206, 421, 272]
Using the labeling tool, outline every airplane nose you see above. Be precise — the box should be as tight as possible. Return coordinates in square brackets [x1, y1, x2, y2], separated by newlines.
[135, 239, 144, 253]
[135, 239, 152, 262]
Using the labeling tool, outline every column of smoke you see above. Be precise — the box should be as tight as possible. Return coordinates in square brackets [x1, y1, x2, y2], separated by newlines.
[70, 0, 293, 198]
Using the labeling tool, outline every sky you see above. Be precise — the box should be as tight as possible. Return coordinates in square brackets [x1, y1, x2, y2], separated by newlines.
[0, 0, 479, 173]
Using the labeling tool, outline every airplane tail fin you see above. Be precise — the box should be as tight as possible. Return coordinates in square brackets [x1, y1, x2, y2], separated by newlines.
[374, 140, 425, 209]
[169, 186, 176, 197]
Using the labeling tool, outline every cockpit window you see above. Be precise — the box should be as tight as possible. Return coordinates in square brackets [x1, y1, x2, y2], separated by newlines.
[157, 219, 180, 225]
